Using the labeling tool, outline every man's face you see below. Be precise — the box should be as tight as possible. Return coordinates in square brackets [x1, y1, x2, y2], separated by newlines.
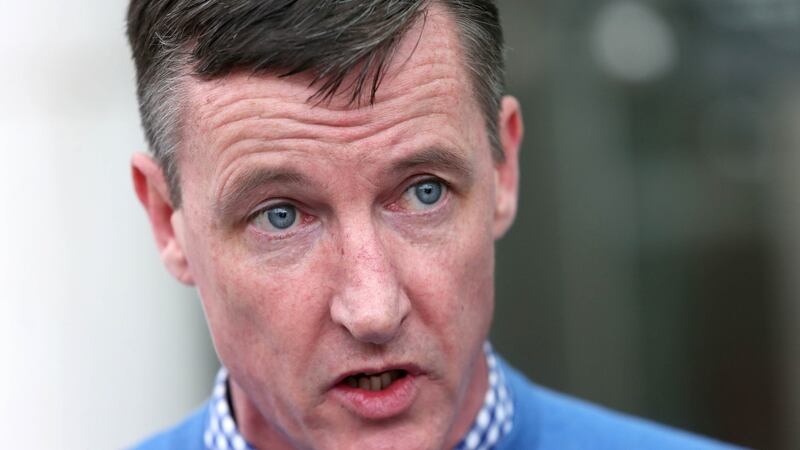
[137, 7, 520, 450]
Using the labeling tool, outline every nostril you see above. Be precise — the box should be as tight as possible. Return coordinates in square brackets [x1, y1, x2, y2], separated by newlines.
[329, 268, 410, 345]
[331, 301, 406, 345]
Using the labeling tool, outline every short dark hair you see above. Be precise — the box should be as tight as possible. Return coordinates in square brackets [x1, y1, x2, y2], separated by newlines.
[126, 0, 505, 207]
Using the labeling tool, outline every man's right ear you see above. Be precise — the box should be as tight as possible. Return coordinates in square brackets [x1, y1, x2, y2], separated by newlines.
[132, 153, 194, 285]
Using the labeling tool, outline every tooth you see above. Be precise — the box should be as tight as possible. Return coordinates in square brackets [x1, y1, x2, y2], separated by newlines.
[381, 372, 392, 389]
[370, 375, 382, 391]
[358, 377, 370, 390]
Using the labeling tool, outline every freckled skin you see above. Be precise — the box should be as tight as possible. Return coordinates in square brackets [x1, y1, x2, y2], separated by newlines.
[149, 6, 521, 450]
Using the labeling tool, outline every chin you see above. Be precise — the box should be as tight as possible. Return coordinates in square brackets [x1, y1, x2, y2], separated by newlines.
[302, 412, 449, 450]
[331, 429, 444, 450]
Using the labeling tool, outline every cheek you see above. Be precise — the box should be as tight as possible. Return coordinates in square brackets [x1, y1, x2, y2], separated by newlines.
[400, 212, 496, 359]
[192, 234, 334, 382]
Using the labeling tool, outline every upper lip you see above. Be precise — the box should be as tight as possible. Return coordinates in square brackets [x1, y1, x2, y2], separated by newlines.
[330, 363, 423, 389]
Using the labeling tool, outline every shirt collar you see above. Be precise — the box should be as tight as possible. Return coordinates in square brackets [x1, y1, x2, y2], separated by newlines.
[204, 342, 514, 450]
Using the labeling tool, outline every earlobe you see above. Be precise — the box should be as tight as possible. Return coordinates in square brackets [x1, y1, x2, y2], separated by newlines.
[131, 153, 194, 285]
[493, 96, 524, 239]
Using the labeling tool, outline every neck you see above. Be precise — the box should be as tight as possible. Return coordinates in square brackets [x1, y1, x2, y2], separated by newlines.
[442, 349, 489, 449]
[230, 381, 301, 450]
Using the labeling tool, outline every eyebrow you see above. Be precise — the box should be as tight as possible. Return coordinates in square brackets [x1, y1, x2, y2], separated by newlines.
[388, 147, 474, 183]
[213, 147, 474, 223]
[214, 167, 307, 223]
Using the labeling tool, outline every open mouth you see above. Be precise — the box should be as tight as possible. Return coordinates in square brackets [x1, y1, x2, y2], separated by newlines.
[331, 367, 418, 419]
[341, 369, 408, 392]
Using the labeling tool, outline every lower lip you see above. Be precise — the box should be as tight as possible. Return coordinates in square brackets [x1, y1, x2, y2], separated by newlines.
[330, 374, 419, 420]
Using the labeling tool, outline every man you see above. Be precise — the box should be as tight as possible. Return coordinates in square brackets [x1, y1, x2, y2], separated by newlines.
[127, 1, 741, 449]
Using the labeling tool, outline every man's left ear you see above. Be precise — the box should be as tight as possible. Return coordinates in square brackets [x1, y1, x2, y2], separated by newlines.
[493, 95, 524, 239]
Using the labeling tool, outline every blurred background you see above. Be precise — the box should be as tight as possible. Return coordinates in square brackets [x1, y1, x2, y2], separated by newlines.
[0, 0, 796, 448]
[494, 1, 800, 449]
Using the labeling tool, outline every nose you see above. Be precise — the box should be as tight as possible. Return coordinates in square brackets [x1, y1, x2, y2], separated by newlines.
[329, 224, 410, 345]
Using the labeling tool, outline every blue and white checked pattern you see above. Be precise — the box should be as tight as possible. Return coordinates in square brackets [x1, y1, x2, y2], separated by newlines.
[204, 342, 513, 450]
[452, 342, 515, 450]
[204, 368, 253, 450]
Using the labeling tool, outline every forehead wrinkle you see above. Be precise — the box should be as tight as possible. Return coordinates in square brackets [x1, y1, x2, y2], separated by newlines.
[214, 112, 450, 162]
[189, 76, 369, 136]
[204, 88, 461, 163]
[202, 69, 462, 143]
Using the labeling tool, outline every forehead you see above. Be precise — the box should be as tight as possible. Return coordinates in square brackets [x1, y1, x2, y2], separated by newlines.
[176, 5, 486, 196]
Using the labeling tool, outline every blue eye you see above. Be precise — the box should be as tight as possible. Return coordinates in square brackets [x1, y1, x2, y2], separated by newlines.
[400, 179, 446, 211]
[253, 204, 298, 231]
[415, 181, 443, 205]
[267, 205, 296, 229]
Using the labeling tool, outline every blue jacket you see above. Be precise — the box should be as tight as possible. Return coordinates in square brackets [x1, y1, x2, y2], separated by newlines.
[132, 359, 743, 450]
